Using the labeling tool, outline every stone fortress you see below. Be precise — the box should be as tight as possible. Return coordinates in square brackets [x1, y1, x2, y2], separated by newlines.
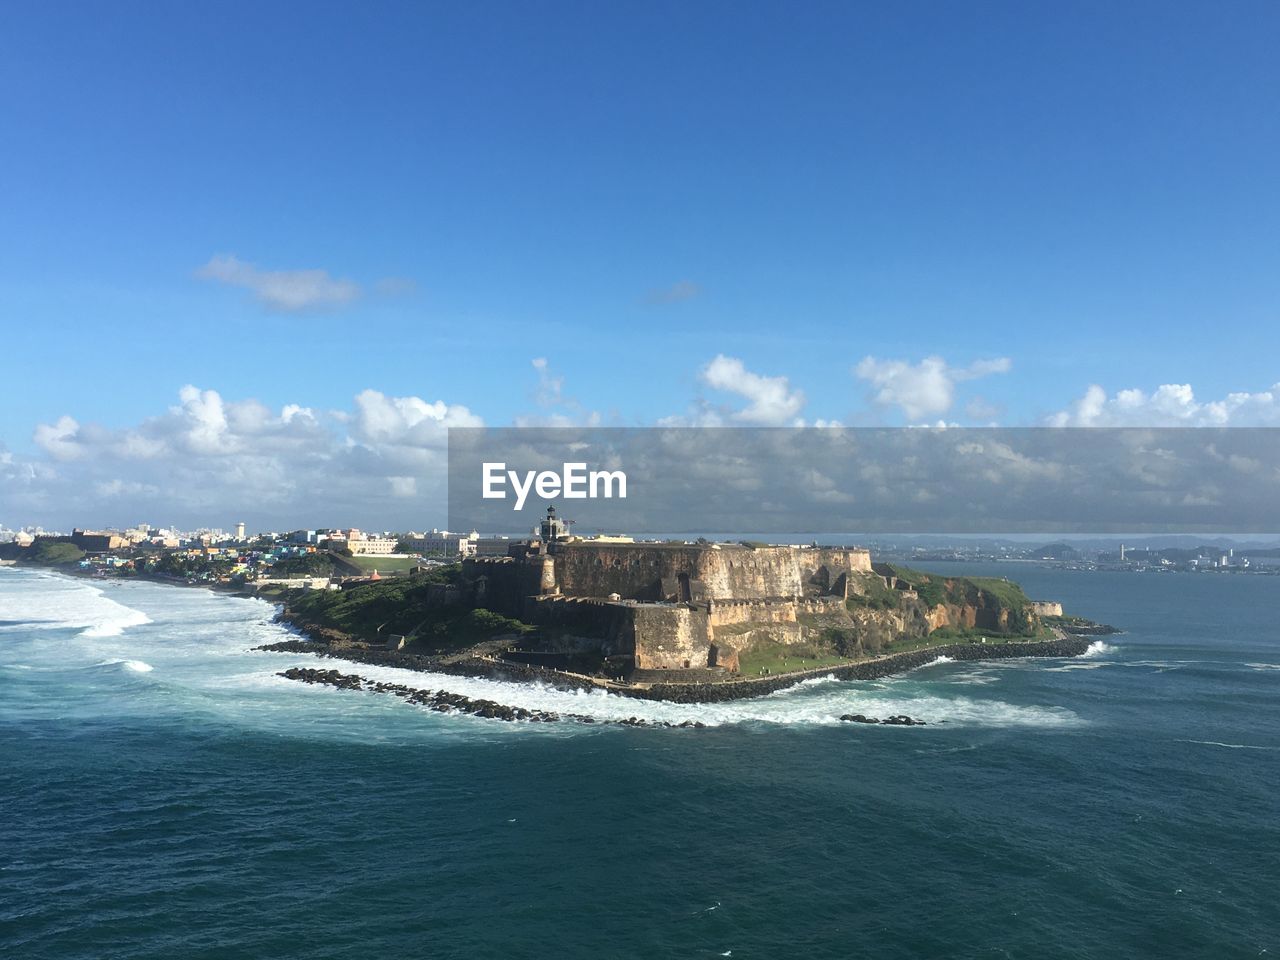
[458, 507, 918, 681]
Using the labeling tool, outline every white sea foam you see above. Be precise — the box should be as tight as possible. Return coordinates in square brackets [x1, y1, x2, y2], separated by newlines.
[1175, 739, 1280, 751]
[940, 673, 1000, 685]
[0, 573, 151, 638]
[80, 607, 152, 638]
[273, 657, 1084, 730]
[1080, 641, 1116, 658]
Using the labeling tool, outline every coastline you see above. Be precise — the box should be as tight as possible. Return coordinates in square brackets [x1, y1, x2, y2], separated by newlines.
[5, 562, 1097, 708]
[258, 630, 1095, 704]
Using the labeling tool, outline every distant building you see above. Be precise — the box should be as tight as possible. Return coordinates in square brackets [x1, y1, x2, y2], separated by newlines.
[347, 537, 400, 556]
[405, 529, 477, 558]
[69, 529, 128, 552]
[473, 537, 514, 557]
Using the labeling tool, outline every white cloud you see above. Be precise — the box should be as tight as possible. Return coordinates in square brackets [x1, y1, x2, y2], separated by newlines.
[352, 389, 482, 446]
[644, 280, 701, 305]
[531, 357, 564, 407]
[1047, 382, 1280, 426]
[854, 355, 1012, 420]
[196, 254, 361, 312]
[33, 415, 85, 461]
[515, 358, 602, 427]
[700, 354, 806, 426]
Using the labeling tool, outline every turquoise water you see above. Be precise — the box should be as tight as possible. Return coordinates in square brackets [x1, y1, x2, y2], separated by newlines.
[1, 565, 1277, 959]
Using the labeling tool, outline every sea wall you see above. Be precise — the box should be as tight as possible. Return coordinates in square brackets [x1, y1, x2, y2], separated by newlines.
[634, 636, 1094, 703]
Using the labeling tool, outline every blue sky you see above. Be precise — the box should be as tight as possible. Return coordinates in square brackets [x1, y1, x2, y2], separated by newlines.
[2, 1, 1279, 528]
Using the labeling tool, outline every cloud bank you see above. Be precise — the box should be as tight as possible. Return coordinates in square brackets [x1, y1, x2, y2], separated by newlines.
[7, 386, 480, 531]
[1048, 382, 1280, 427]
[8, 351, 1280, 532]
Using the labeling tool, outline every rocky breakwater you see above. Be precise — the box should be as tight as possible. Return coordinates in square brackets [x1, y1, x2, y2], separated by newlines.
[278, 666, 708, 728]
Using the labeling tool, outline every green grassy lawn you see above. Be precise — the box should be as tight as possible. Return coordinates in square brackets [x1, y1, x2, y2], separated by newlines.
[736, 642, 853, 677]
[348, 556, 419, 573]
[283, 567, 534, 649]
[922, 624, 1054, 644]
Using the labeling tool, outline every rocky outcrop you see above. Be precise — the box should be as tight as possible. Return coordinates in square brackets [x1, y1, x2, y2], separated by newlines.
[840, 714, 927, 726]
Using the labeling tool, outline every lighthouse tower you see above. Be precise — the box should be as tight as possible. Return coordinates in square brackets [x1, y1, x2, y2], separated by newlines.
[540, 505, 569, 542]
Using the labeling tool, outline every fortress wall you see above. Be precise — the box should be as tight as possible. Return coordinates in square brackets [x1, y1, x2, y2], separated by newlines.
[708, 599, 799, 628]
[628, 605, 714, 670]
[550, 543, 872, 601]
[693, 549, 802, 598]
[461, 557, 527, 617]
[806, 547, 873, 575]
[525, 596, 633, 650]
[551, 545, 701, 600]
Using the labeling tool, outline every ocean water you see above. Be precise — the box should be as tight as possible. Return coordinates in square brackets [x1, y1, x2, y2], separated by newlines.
[1, 565, 1277, 959]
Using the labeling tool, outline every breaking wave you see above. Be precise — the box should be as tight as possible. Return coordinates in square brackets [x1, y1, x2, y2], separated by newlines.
[97, 659, 155, 673]
[80, 608, 152, 638]
[1175, 739, 1280, 751]
[0, 573, 151, 638]
[1081, 641, 1116, 658]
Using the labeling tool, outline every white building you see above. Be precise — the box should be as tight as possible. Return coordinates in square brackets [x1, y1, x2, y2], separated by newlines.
[347, 537, 400, 556]
[405, 529, 477, 558]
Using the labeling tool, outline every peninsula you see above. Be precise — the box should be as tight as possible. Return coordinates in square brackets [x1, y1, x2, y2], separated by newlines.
[260, 507, 1107, 706]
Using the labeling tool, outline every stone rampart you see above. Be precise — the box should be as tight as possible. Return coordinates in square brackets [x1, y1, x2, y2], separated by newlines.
[548, 542, 871, 601]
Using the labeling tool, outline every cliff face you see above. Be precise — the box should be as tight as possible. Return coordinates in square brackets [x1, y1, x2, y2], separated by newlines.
[927, 601, 1023, 633]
